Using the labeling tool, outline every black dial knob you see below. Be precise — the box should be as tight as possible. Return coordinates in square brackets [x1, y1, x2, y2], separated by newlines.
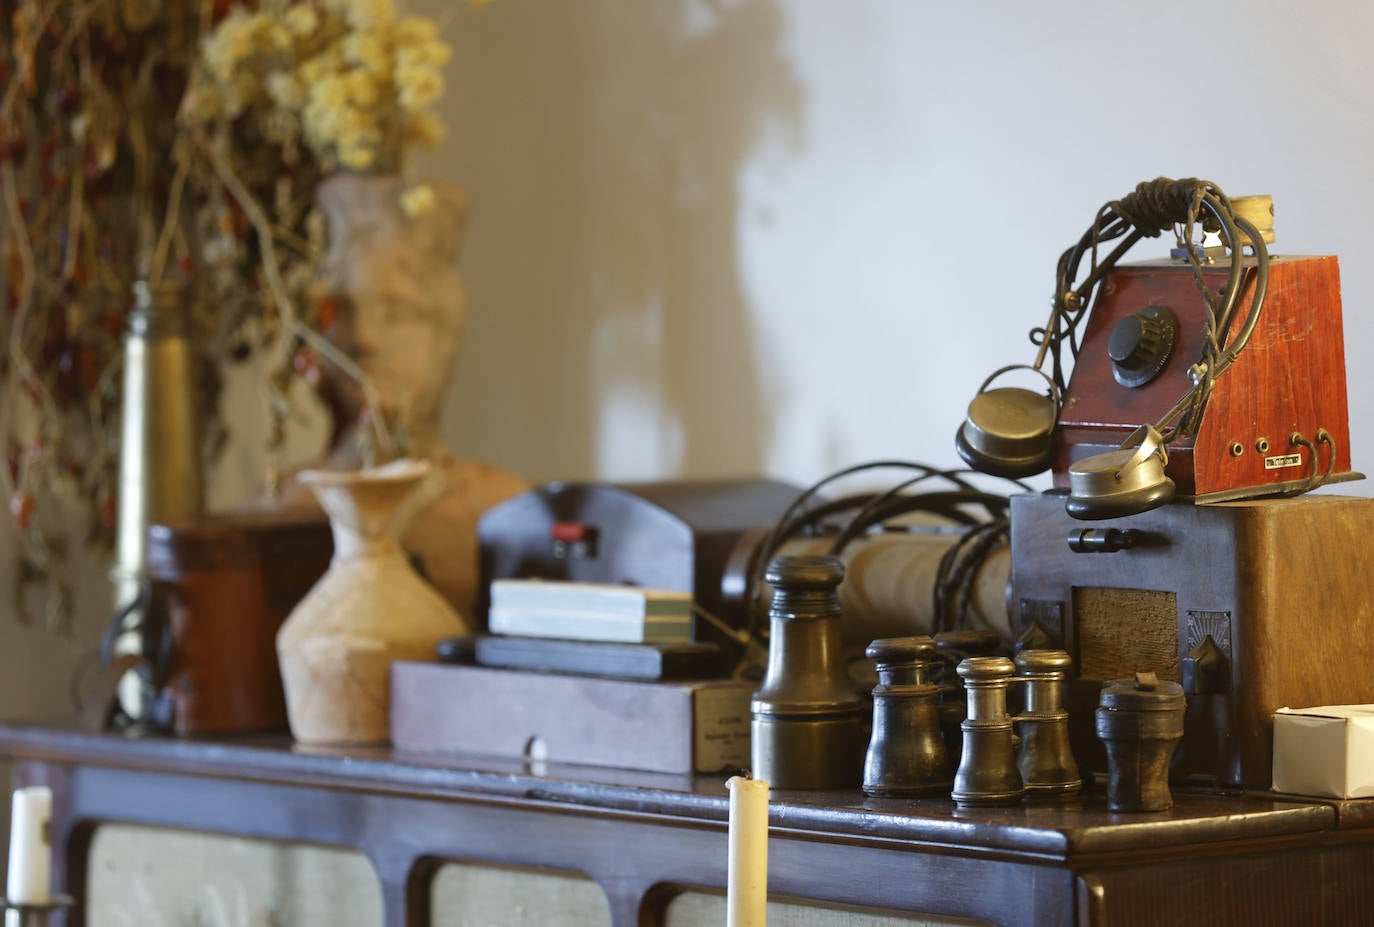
[1108, 305, 1177, 388]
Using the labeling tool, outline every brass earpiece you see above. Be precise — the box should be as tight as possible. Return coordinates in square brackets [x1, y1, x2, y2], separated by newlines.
[955, 365, 1060, 479]
[1065, 425, 1176, 520]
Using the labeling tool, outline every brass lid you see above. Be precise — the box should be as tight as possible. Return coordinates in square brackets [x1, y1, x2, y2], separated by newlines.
[1066, 426, 1175, 519]
[955, 365, 1060, 479]
[1014, 649, 1072, 676]
[866, 635, 938, 667]
[1098, 672, 1185, 712]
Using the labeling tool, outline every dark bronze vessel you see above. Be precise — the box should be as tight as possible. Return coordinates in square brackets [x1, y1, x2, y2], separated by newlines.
[750, 555, 865, 789]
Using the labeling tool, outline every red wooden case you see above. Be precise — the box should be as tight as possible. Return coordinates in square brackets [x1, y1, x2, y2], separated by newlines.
[1052, 255, 1352, 498]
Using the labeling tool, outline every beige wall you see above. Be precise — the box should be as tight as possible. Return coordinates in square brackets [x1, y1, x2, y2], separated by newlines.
[409, 0, 1374, 490]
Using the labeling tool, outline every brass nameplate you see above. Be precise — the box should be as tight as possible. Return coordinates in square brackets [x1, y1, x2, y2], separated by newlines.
[1264, 452, 1303, 470]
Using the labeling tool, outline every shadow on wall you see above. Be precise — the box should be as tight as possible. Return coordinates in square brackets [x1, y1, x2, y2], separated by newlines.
[440, 0, 803, 482]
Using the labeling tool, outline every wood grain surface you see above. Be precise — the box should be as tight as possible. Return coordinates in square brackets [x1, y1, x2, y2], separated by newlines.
[1053, 256, 1351, 496]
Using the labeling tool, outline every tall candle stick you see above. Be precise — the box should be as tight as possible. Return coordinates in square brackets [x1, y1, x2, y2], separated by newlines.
[726, 775, 768, 927]
[5, 787, 52, 912]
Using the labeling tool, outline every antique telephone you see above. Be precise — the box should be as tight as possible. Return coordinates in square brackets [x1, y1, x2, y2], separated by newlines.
[956, 177, 1352, 517]
[958, 177, 1374, 789]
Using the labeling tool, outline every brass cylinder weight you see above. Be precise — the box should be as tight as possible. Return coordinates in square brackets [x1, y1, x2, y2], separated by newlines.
[951, 656, 1024, 807]
[750, 555, 865, 790]
[862, 636, 951, 797]
[1014, 649, 1082, 800]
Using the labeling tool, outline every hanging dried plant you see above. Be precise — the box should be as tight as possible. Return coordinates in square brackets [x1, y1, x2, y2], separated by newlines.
[0, 0, 468, 631]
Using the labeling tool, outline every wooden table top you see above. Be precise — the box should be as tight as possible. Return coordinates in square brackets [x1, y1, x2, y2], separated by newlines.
[1, 723, 1365, 866]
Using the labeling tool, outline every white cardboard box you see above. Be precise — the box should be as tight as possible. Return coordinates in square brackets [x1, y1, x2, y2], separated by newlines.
[1272, 705, 1374, 798]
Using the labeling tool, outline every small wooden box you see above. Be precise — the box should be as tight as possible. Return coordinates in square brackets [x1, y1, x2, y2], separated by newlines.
[390, 662, 753, 774]
[1011, 492, 1374, 788]
[1053, 255, 1352, 499]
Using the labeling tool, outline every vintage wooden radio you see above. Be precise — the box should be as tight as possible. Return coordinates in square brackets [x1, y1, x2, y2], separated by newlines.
[1010, 491, 1374, 788]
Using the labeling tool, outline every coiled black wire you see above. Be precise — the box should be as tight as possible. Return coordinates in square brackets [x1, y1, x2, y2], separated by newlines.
[1033, 176, 1269, 441]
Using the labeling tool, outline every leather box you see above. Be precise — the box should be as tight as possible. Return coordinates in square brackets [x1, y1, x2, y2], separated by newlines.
[146, 510, 332, 735]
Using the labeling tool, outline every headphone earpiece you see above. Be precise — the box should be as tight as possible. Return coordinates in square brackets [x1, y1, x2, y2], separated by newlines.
[954, 366, 1059, 479]
[1064, 425, 1176, 520]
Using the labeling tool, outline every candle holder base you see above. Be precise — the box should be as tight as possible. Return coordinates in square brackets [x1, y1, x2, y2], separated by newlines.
[2, 894, 74, 927]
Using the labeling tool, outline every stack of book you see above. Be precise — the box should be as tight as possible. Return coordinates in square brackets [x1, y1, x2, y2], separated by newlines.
[489, 579, 694, 644]
[390, 579, 753, 774]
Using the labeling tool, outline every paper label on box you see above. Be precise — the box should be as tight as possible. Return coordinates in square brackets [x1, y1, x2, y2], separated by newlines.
[692, 685, 752, 773]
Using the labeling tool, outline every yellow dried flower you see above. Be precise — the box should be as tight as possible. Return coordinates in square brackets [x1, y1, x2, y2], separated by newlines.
[397, 67, 443, 111]
[298, 53, 330, 87]
[345, 71, 381, 108]
[343, 32, 388, 73]
[284, 5, 321, 36]
[312, 75, 350, 111]
[399, 184, 437, 217]
[267, 73, 307, 111]
[343, 0, 397, 30]
[397, 38, 451, 72]
[394, 16, 438, 46]
[338, 137, 378, 171]
[191, 0, 466, 172]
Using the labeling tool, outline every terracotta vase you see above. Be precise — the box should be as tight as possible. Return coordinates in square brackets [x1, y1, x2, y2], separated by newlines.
[277, 459, 468, 745]
[313, 172, 469, 443]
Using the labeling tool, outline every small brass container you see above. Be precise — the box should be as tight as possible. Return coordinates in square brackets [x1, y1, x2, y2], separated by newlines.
[951, 656, 1024, 807]
[1014, 649, 1081, 800]
[750, 555, 865, 789]
[1096, 672, 1185, 812]
[934, 630, 1002, 768]
[863, 636, 951, 797]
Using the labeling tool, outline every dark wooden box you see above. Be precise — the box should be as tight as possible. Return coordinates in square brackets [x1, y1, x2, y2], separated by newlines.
[1011, 492, 1374, 788]
[391, 661, 754, 774]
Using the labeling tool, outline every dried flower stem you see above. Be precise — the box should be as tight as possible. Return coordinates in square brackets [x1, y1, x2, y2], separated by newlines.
[2, 156, 59, 430]
[202, 138, 397, 458]
[150, 154, 191, 284]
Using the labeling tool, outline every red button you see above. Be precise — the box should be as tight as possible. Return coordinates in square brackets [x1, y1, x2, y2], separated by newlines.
[551, 521, 589, 543]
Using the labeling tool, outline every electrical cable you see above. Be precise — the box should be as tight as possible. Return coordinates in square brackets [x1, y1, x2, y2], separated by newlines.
[745, 461, 1028, 653]
[1032, 178, 1270, 447]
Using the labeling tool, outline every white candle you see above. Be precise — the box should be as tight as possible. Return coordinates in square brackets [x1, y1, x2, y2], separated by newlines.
[726, 775, 768, 927]
[6, 787, 52, 905]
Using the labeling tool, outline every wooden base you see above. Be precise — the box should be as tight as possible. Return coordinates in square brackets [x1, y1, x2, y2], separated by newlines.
[1011, 492, 1374, 788]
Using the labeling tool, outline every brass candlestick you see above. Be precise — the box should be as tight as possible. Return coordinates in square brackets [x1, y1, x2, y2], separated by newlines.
[2, 894, 74, 927]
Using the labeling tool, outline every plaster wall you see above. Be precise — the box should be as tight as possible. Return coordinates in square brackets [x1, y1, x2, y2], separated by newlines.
[410, 0, 1374, 493]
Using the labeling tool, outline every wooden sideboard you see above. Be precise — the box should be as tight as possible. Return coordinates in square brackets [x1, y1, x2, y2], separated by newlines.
[2, 725, 1372, 927]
